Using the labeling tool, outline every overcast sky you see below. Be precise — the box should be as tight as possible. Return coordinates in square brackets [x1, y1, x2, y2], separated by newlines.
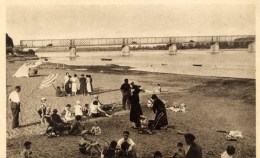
[6, 2, 255, 45]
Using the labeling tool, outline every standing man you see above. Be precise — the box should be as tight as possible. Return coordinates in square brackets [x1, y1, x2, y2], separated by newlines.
[184, 133, 202, 158]
[120, 78, 131, 110]
[9, 86, 21, 129]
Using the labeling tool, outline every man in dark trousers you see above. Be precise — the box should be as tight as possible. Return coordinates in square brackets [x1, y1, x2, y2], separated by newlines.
[120, 78, 131, 110]
[184, 133, 202, 158]
[8, 86, 21, 129]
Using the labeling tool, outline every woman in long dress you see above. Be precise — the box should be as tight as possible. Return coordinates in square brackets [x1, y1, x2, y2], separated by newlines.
[151, 94, 168, 130]
[71, 74, 78, 96]
[130, 85, 143, 129]
[79, 74, 87, 96]
[64, 72, 69, 85]
[86, 75, 93, 95]
[65, 75, 72, 96]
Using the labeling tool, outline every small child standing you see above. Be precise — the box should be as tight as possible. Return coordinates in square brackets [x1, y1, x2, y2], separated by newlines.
[91, 121, 101, 136]
[221, 145, 235, 158]
[37, 97, 51, 124]
[172, 142, 186, 158]
[21, 141, 33, 158]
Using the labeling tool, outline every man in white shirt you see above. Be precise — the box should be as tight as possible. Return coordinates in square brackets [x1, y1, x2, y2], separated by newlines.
[117, 131, 137, 157]
[8, 86, 21, 129]
[89, 95, 111, 117]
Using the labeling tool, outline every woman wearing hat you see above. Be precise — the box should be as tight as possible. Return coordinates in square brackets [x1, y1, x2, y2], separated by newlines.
[151, 94, 168, 130]
[130, 85, 143, 130]
[37, 97, 51, 124]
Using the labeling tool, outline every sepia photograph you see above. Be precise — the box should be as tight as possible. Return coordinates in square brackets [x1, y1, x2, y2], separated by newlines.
[5, 0, 256, 157]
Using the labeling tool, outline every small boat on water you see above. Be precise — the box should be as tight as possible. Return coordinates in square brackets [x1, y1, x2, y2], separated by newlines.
[101, 58, 112, 61]
[193, 64, 202, 67]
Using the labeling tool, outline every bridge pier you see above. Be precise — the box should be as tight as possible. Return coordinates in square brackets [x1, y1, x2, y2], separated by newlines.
[210, 43, 220, 54]
[122, 45, 130, 56]
[248, 42, 255, 52]
[69, 46, 77, 57]
[169, 44, 177, 55]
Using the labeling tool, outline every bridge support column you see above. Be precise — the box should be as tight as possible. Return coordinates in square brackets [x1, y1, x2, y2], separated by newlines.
[210, 43, 220, 54]
[169, 44, 177, 55]
[69, 46, 77, 57]
[248, 42, 255, 52]
[122, 45, 130, 56]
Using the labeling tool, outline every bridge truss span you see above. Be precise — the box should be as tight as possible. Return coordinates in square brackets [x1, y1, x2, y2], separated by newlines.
[20, 35, 255, 48]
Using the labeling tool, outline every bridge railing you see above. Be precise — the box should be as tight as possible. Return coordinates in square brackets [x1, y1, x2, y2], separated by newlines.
[20, 35, 255, 48]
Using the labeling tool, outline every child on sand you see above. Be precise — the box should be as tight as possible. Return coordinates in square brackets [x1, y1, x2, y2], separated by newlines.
[74, 100, 83, 117]
[21, 141, 33, 158]
[91, 121, 101, 136]
[37, 97, 51, 124]
[172, 142, 186, 158]
[220, 145, 235, 158]
[138, 115, 152, 134]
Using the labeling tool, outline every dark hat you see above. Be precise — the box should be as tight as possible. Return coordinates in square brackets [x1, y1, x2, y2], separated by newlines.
[53, 109, 58, 113]
[24, 141, 32, 146]
[151, 94, 158, 99]
[184, 133, 196, 141]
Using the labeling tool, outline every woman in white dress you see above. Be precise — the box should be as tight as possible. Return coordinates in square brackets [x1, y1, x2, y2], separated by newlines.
[86, 75, 93, 95]
[64, 104, 74, 122]
[71, 74, 78, 96]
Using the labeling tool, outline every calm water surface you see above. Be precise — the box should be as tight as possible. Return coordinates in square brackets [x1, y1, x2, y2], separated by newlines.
[36, 50, 255, 79]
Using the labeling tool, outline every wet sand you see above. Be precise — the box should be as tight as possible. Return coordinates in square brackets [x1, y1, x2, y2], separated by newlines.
[6, 61, 255, 157]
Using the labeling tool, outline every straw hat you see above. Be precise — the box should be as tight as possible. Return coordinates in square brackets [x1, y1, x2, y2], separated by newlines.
[41, 97, 47, 101]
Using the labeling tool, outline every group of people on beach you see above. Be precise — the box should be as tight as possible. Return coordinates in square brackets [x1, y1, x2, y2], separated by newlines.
[9, 75, 236, 158]
[120, 78, 168, 134]
[58, 72, 93, 97]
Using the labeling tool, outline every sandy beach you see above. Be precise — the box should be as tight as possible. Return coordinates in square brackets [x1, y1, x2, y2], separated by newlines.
[6, 61, 255, 158]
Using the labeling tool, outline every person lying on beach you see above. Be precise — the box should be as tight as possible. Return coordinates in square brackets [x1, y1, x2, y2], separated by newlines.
[70, 115, 84, 135]
[91, 121, 102, 136]
[56, 86, 66, 97]
[37, 97, 51, 124]
[21, 141, 33, 158]
[89, 95, 112, 117]
[79, 133, 102, 155]
[172, 142, 186, 158]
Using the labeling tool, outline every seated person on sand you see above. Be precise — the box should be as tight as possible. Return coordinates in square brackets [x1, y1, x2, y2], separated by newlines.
[56, 86, 66, 97]
[172, 142, 186, 158]
[138, 115, 152, 135]
[21, 141, 33, 158]
[74, 100, 83, 117]
[37, 97, 51, 124]
[51, 109, 70, 130]
[101, 141, 118, 158]
[117, 131, 137, 157]
[70, 115, 84, 135]
[63, 104, 74, 122]
[82, 104, 90, 116]
[79, 133, 102, 155]
[89, 95, 112, 117]
[91, 121, 101, 136]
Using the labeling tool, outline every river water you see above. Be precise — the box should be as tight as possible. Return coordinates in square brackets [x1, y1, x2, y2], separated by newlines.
[36, 50, 255, 79]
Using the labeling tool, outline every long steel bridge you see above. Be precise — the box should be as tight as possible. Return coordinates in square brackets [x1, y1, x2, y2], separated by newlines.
[20, 35, 255, 48]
